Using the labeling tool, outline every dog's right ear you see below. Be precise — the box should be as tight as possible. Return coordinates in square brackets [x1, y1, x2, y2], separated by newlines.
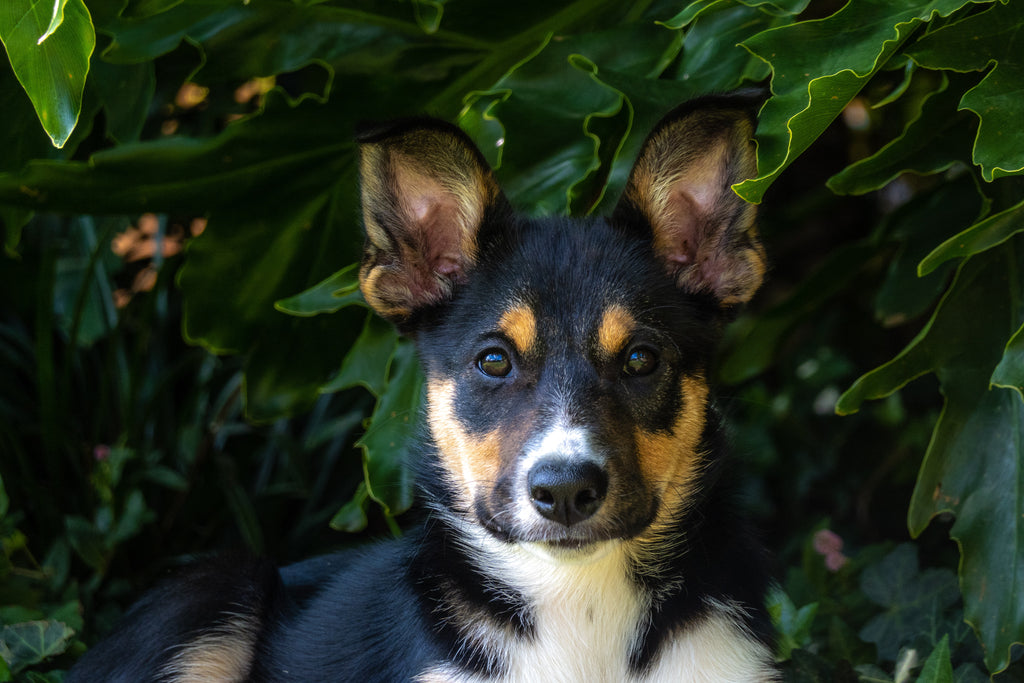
[357, 119, 504, 322]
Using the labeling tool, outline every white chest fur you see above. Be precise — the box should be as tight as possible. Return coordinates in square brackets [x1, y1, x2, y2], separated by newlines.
[416, 537, 777, 683]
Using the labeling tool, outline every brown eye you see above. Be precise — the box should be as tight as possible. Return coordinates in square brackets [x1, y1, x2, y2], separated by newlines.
[477, 349, 512, 378]
[623, 348, 658, 377]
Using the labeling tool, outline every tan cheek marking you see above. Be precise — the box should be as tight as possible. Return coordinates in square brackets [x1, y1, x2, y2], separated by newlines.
[597, 304, 635, 358]
[633, 375, 709, 527]
[498, 304, 537, 355]
[427, 378, 502, 507]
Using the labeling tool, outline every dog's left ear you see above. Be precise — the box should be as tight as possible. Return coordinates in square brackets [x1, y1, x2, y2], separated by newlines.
[615, 95, 765, 306]
[357, 119, 505, 322]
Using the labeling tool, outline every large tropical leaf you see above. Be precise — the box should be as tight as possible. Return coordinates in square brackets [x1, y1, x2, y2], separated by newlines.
[906, 0, 1024, 181]
[734, 0, 991, 203]
[837, 238, 1024, 673]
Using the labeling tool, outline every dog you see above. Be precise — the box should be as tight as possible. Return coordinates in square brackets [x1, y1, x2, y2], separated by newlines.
[68, 92, 777, 682]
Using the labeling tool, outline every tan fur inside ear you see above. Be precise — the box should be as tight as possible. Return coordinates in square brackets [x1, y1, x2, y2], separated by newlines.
[357, 127, 501, 320]
[621, 110, 764, 306]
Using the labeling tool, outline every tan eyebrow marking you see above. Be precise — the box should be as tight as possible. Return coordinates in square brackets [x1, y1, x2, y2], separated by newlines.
[597, 304, 635, 358]
[498, 303, 537, 355]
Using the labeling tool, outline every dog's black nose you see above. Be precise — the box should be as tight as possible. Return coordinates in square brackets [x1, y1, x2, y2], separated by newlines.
[528, 459, 608, 526]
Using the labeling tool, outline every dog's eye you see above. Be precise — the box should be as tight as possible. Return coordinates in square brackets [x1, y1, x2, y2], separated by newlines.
[477, 349, 512, 378]
[623, 348, 658, 377]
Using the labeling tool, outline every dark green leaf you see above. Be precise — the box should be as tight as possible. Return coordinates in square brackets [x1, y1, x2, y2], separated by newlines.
[874, 176, 983, 325]
[141, 465, 188, 491]
[321, 313, 399, 397]
[110, 490, 152, 543]
[63, 516, 108, 571]
[859, 544, 959, 661]
[0, 90, 353, 213]
[88, 57, 154, 143]
[916, 635, 954, 683]
[991, 323, 1024, 401]
[463, 28, 643, 215]
[275, 263, 363, 317]
[658, 0, 809, 29]
[735, 0, 990, 203]
[121, 0, 186, 20]
[827, 75, 976, 196]
[918, 198, 1024, 276]
[839, 239, 1024, 672]
[356, 340, 423, 522]
[719, 243, 875, 384]
[0, 0, 95, 147]
[768, 585, 818, 661]
[216, 455, 263, 553]
[0, 60, 54, 174]
[663, 2, 784, 92]
[330, 481, 369, 533]
[241, 309, 363, 421]
[906, 1, 1024, 180]
[0, 621, 73, 673]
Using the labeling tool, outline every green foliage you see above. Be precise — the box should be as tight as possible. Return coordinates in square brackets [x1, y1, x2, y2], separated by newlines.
[0, 0, 95, 147]
[1, 0, 1023, 678]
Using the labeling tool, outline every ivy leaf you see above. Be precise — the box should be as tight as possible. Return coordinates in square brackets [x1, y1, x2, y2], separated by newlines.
[735, 0, 990, 203]
[859, 544, 960, 662]
[906, 0, 1024, 180]
[837, 239, 1024, 673]
[0, 0, 95, 147]
[0, 621, 74, 673]
[767, 585, 818, 661]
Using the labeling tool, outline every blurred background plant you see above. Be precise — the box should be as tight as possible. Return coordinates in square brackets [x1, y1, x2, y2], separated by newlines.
[1, 0, 1022, 680]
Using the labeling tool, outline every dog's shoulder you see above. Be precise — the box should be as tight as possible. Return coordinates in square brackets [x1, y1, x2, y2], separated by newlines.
[67, 555, 283, 683]
[252, 538, 444, 682]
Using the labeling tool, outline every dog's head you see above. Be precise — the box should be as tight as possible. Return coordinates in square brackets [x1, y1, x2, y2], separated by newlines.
[357, 96, 763, 562]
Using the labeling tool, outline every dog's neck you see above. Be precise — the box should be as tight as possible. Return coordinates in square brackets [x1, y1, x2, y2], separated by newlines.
[418, 511, 651, 680]
[413, 510, 775, 683]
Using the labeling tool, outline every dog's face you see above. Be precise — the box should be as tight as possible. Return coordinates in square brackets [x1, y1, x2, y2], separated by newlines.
[357, 98, 763, 561]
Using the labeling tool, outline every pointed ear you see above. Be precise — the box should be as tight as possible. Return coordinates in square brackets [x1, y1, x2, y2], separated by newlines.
[357, 118, 505, 321]
[615, 95, 765, 306]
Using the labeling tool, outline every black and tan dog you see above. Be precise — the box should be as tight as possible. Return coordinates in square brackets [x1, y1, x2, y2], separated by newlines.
[69, 93, 777, 682]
